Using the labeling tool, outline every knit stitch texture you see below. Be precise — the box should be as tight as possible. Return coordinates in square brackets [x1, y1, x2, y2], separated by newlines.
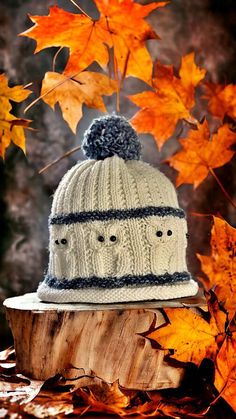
[37, 115, 199, 303]
[82, 114, 141, 160]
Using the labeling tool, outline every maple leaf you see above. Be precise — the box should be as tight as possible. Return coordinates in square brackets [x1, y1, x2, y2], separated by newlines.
[167, 120, 236, 188]
[21, 1, 168, 84]
[129, 52, 206, 148]
[40, 71, 117, 133]
[74, 380, 130, 416]
[0, 342, 234, 417]
[0, 74, 31, 158]
[147, 307, 226, 365]
[23, 392, 74, 417]
[214, 337, 236, 412]
[197, 217, 236, 317]
[95, 0, 168, 84]
[203, 82, 236, 120]
[21, 5, 109, 76]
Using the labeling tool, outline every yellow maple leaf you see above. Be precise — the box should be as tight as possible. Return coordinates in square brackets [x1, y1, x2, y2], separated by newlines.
[41, 71, 117, 133]
[0, 74, 31, 158]
[147, 307, 226, 365]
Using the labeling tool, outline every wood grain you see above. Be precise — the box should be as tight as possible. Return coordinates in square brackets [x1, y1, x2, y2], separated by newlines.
[4, 292, 206, 390]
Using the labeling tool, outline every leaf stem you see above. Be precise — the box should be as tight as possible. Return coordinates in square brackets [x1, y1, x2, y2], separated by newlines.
[68, 0, 92, 20]
[24, 72, 81, 113]
[52, 47, 63, 72]
[23, 82, 33, 89]
[114, 55, 120, 113]
[39, 145, 81, 174]
[210, 168, 236, 211]
[105, 16, 120, 113]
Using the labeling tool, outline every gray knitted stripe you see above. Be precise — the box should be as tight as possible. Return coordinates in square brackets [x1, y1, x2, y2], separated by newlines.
[50, 206, 185, 225]
[44, 271, 191, 290]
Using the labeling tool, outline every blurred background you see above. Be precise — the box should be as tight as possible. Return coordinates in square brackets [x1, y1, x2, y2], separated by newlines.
[0, 0, 236, 345]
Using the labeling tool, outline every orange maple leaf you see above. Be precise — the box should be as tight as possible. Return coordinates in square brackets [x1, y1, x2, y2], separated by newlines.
[75, 380, 130, 415]
[129, 52, 206, 148]
[21, 1, 168, 84]
[40, 71, 117, 133]
[0, 74, 31, 158]
[197, 217, 236, 317]
[147, 307, 226, 365]
[203, 82, 236, 120]
[214, 337, 236, 412]
[167, 120, 236, 188]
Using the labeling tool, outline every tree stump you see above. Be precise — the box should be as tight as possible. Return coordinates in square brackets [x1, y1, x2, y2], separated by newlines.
[4, 292, 206, 391]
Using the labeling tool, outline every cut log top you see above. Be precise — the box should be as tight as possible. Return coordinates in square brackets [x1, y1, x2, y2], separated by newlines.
[3, 291, 206, 312]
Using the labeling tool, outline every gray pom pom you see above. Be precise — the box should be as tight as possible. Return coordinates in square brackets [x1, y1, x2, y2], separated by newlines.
[82, 115, 141, 161]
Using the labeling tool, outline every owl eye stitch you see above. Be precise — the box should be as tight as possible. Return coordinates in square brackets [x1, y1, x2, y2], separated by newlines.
[97, 235, 105, 242]
[110, 235, 117, 242]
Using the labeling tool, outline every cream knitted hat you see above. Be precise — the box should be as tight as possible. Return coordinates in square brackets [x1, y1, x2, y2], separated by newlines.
[37, 115, 198, 303]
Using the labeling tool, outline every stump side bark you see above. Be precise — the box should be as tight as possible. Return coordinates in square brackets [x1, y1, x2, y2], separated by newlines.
[4, 292, 206, 390]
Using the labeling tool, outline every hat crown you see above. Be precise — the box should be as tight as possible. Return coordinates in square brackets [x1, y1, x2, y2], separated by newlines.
[51, 156, 179, 216]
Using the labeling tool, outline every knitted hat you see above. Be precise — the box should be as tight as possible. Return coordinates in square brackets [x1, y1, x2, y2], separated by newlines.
[37, 115, 198, 303]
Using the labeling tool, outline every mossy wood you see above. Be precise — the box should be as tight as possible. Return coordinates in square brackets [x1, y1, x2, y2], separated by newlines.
[4, 292, 206, 390]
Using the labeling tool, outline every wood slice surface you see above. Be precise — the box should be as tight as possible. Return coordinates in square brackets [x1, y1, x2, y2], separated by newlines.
[4, 292, 206, 391]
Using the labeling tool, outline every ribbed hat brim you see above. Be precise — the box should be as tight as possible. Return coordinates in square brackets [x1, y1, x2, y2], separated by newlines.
[37, 279, 198, 303]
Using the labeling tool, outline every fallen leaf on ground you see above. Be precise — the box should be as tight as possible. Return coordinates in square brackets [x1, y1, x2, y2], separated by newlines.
[23, 392, 73, 418]
[73, 380, 130, 416]
[0, 347, 14, 362]
[129, 52, 206, 148]
[167, 120, 236, 187]
[0, 374, 44, 404]
[0, 345, 234, 418]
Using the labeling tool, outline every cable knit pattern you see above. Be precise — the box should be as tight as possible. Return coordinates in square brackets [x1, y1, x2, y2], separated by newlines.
[37, 115, 198, 303]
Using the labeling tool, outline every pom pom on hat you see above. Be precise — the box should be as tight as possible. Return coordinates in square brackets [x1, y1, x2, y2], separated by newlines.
[82, 114, 141, 160]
